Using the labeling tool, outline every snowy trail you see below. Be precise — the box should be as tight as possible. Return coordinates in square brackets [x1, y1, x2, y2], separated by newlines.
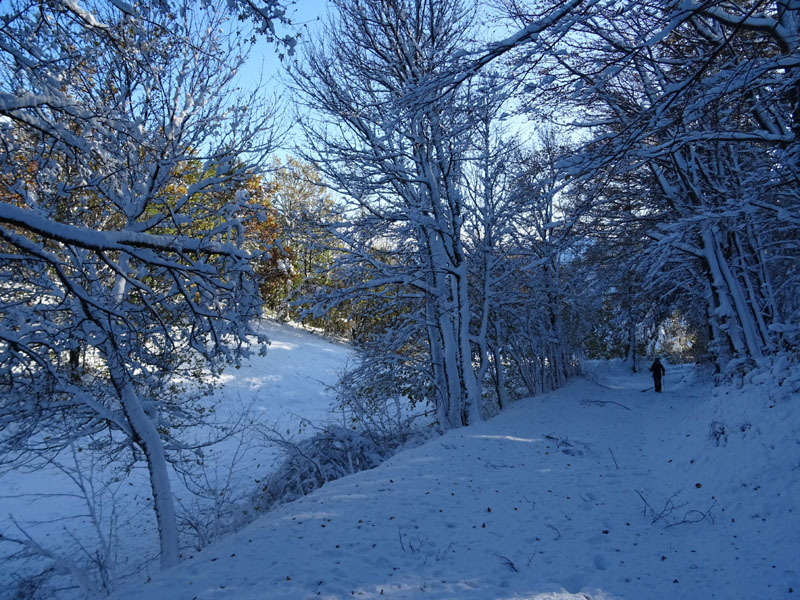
[111, 364, 798, 600]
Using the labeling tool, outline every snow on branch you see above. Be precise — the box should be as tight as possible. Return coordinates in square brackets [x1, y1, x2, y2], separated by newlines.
[0, 203, 251, 259]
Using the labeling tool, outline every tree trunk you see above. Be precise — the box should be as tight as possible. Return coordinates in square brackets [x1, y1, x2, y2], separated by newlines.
[492, 342, 508, 410]
[426, 298, 451, 428]
[106, 347, 180, 570]
[454, 261, 480, 424]
[702, 227, 764, 360]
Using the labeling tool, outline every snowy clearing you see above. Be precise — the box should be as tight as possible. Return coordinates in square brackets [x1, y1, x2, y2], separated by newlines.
[0, 320, 354, 597]
[108, 356, 799, 600]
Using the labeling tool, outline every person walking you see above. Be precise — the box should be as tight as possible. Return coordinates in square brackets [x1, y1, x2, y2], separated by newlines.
[650, 357, 666, 392]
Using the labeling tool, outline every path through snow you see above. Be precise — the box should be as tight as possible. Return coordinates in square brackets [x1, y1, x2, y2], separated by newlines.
[112, 361, 798, 599]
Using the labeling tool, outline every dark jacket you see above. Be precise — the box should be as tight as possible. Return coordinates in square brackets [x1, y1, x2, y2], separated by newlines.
[650, 360, 665, 378]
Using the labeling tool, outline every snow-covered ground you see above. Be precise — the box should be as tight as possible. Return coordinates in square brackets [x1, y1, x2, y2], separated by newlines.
[0, 320, 354, 598]
[103, 353, 798, 600]
[2, 323, 798, 599]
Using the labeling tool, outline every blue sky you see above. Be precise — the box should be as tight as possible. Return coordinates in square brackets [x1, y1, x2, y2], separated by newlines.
[234, 0, 329, 91]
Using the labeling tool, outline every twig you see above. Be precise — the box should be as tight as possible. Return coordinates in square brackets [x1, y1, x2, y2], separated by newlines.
[636, 490, 714, 527]
[651, 492, 686, 525]
[545, 523, 561, 540]
[608, 448, 620, 470]
[635, 489, 654, 518]
[527, 549, 538, 567]
[665, 499, 717, 528]
[493, 553, 519, 573]
[482, 460, 513, 469]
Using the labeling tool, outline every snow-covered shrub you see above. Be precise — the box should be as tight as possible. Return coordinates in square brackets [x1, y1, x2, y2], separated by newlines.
[252, 421, 424, 513]
[703, 354, 800, 485]
[333, 358, 435, 436]
[708, 421, 727, 446]
[7, 572, 56, 600]
[251, 367, 431, 513]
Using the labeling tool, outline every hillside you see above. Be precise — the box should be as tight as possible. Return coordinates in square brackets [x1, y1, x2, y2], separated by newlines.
[0, 320, 354, 599]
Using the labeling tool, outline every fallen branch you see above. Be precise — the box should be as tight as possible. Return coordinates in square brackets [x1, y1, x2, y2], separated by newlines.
[582, 399, 632, 410]
[636, 489, 716, 528]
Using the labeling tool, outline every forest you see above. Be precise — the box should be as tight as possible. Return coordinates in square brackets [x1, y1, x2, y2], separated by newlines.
[0, 0, 798, 597]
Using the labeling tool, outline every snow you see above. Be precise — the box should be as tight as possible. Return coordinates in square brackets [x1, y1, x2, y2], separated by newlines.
[101, 354, 797, 599]
[1, 321, 797, 599]
[0, 320, 353, 596]
[213, 319, 352, 429]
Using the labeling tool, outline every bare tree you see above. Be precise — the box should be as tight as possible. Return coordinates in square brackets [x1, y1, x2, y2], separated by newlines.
[286, 0, 483, 428]
[483, 0, 800, 369]
[0, 0, 286, 571]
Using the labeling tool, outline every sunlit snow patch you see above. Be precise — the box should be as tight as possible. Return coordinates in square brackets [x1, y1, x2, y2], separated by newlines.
[472, 434, 543, 443]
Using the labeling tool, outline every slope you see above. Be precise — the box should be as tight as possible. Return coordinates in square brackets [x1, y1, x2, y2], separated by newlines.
[111, 361, 800, 600]
[0, 320, 354, 598]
